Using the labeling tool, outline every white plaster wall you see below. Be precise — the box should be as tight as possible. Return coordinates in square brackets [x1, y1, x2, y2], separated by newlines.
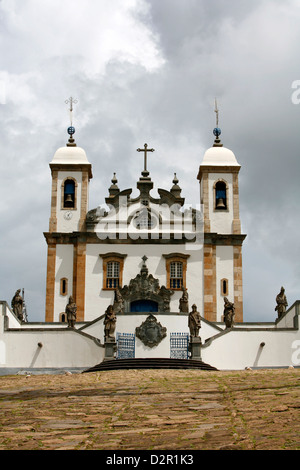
[84, 243, 203, 322]
[216, 245, 234, 321]
[1, 329, 103, 369]
[201, 328, 300, 370]
[209, 173, 233, 234]
[1, 298, 300, 370]
[54, 244, 74, 321]
[56, 171, 82, 232]
[0, 302, 103, 369]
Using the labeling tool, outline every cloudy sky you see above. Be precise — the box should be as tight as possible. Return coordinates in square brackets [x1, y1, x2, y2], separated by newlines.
[0, 0, 299, 322]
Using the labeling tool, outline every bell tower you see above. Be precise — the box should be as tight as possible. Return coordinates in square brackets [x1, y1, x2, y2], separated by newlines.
[197, 102, 246, 323]
[44, 100, 93, 322]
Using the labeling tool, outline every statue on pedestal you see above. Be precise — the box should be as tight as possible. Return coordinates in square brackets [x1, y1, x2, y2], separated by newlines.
[65, 296, 77, 328]
[104, 305, 117, 340]
[223, 297, 235, 329]
[275, 286, 288, 319]
[188, 304, 201, 337]
[11, 289, 24, 321]
[113, 287, 124, 315]
[179, 287, 189, 313]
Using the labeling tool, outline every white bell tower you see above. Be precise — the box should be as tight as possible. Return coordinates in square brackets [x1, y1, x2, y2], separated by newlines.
[197, 102, 246, 323]
[45, 99, 92, 323]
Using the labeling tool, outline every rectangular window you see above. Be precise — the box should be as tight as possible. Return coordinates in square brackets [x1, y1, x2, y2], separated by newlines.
[100, 253, 127, 290]
[163, 253, 189, 291]
[106, 261, 120, 289]
[170, 261, 183, 289]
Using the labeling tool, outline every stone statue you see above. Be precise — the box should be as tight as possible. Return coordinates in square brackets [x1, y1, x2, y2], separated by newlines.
[104, 305, 117, 340]
[11, 289, 24, 321]
[179, 287, 189, 313]
[188, 304, 201, 337]
[223, 297, 235, 329]
[275, 286, 288, 319]
[113, 287, 124, 315]
[65, 296, 77, 328]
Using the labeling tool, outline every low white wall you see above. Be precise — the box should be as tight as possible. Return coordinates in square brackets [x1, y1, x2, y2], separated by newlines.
[1, 300, 300, 372]
[0, 302, 104, 371]
[201, 328, 300, 370]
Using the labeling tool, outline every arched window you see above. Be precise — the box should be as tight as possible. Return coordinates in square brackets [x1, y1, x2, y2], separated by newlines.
[215, 180, 227, 210]
[60, 312, 67, 323]
[60, 278, 68, 296]
[221, 278, 229, 296]
[63, 179, 76, 208]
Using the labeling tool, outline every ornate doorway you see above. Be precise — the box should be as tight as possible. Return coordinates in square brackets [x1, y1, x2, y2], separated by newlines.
[130, 299, 158, 313]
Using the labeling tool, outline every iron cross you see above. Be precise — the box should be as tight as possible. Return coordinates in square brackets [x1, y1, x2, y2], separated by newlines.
[214, 98, 219, 127]
[65, 97, 78, 126]
[137, 143, 155, 174]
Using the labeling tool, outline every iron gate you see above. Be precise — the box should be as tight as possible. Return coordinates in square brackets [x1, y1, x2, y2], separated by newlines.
[116, 333, 135, 359]
[170, 333, 189, 359]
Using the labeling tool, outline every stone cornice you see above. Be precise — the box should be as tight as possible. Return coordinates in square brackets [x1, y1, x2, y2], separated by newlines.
[43, 231, 246, 246]
[197, 165, 240, 180]
[50, 163, 93, 179]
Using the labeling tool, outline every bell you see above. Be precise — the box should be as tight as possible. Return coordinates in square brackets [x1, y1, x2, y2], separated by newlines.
[65, 194, 73, 203]
[216, 198, 226, 209]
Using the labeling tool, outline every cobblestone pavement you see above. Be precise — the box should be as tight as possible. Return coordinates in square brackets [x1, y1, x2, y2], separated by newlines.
[0, 368, 299, 450]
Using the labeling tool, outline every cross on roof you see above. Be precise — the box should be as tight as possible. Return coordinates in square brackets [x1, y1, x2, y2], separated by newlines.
[65, 96, 78, 126]
[137, 143, 155, 177]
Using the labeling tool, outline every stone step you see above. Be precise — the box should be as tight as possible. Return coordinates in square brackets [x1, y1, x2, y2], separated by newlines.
[83, 357, 218, 373]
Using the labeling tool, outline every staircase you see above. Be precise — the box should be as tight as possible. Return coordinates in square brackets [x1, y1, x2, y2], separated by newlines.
[83, 357, 218, 373]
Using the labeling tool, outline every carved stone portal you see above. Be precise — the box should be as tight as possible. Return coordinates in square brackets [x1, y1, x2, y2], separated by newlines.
[119, 257, 174, 313]
[136, 314, 167, 348]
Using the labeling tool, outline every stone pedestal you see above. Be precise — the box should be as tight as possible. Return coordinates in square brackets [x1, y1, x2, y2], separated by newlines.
[189, 336, 202, 361]
[104, 337, 117, 361]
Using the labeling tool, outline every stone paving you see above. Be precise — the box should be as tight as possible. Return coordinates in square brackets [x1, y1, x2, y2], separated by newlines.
[0, 368, 299, 450]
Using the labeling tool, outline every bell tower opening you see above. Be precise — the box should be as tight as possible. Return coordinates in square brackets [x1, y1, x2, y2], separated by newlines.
[215, 180, 227, 210]
[63, 179, 76, 208]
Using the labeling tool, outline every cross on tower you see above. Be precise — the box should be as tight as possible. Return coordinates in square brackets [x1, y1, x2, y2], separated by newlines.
[214, 98, 219, 127]
[65, 96, 78, 127]
[137, 143, 155, 177]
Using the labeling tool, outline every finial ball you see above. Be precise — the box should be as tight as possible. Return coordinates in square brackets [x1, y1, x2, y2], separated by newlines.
[213, 127, 221, 137]
[68, 126, 75, 136]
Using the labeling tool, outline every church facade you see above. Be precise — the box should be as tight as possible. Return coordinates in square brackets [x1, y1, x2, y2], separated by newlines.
[44, 126, 246, 326]
[1, 118, 300, 372]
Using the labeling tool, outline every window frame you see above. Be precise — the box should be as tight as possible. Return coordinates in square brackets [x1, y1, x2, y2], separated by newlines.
[60, 278, 68, 296]
[163, 253, 190, 291]
[100, 252, 127, 290]
[221, 278, 229, 296]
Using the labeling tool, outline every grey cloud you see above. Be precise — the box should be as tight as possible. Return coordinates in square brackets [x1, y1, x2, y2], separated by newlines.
[0, 0, 299, 321]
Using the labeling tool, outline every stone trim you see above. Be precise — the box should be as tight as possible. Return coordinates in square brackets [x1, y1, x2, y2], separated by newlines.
[197, 165, 240, 181]
[232, 172, 241, 234]
[72, 242, 86, 322]
[233, 245, 243, 322]
[44, 231, 246, 245]
[45, 244, 56, 322]
[50, 163, 93, 179]
[49, 170, 58, 232]
[203, 244, 217, 322]
[79, 170, 89, 231]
